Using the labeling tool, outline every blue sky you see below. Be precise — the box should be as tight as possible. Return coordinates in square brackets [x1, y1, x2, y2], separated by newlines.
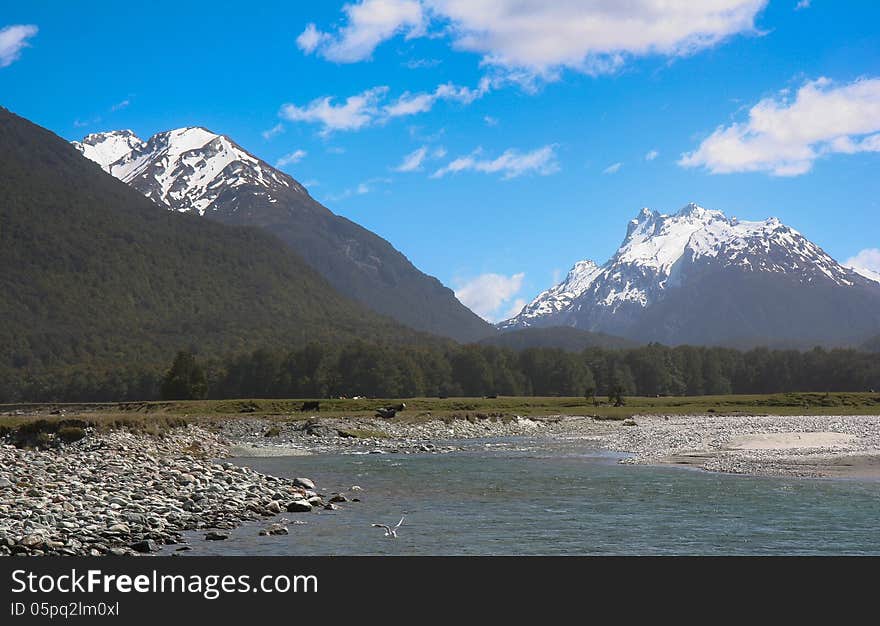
[2, 1, 879, 321]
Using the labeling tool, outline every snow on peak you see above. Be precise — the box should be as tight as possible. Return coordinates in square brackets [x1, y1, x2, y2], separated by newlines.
[499, 260, 602, 328]
[73, 130, 145, 173]
[73, 126, 305, 215]
[616, 203, 725, 275]
[500, 203, 866, 329]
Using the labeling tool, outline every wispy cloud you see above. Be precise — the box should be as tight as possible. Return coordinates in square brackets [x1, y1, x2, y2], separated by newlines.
[279, 80, 491, 134]
[325, 176, 392, 201]
[394, 145, 446, 171]
[275, 149, 307, 168]
[405, 58, 441, 69]
[795, 0, 811, 10]
[262, 123, 285, 140]
[454, 272, 526, 322]
[484, 115, 499, 127]
[432, 145, 559, 179]
[386, 78, 492, 118]
[680, 77, 880, 176]
[394, 146, 429, 172]
[0, 24, 38, 68]
[110, 99, 131, 112]
[645, 149, 659, 161]
[603, 162, 622, 174]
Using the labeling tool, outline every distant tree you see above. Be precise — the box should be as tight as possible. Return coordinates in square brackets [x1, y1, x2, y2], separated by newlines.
[610, 385, 626, 407]
[585, 385, 598, 406]
[161, 351, 208, 400]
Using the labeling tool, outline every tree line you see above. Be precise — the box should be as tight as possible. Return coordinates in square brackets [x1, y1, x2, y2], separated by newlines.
[3, 341, 878, 403]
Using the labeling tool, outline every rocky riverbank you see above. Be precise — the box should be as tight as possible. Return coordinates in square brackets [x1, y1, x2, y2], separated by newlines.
[213, 413, 880, 479]
[217, 414, 555, 456]
[0, 426, 333, 557]
[4, 411, 879, 557]
[557, 413, 880, 478]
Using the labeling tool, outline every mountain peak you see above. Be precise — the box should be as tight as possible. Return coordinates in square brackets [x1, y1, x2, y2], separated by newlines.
[74, 126, 303, 215]
[500, 203, 879, 340]
[74, 130, 146, 172]
[70, 123, 491, 342]
[676, 202, 708, 217]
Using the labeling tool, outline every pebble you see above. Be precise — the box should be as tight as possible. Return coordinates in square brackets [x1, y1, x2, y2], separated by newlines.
[0, 427, 319, 556]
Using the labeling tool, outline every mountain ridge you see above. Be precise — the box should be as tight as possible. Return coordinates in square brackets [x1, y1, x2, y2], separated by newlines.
[501, 203, 880, 347]
[0, 107, 438, 376]
[74, 128, 494, 343]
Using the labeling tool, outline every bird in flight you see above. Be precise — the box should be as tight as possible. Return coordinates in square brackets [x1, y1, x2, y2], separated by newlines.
[372, 515, 406, 538]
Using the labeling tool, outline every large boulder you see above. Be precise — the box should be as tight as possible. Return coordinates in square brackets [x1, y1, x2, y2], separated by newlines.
[292, 477, 315, 490]
[286, 501, 313, 513]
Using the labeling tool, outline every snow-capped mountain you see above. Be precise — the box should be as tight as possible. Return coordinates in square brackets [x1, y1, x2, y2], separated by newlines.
[73, 128, 492, 343]
[74, 127, 303, 215]
[501, 203, 880, 347]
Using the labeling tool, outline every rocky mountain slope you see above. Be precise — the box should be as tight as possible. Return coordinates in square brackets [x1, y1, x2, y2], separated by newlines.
[501, 204, 880, 347]
[74, 128, 493, 343]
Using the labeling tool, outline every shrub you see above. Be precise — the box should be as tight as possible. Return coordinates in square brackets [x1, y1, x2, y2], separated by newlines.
[57, 425, 87, 443]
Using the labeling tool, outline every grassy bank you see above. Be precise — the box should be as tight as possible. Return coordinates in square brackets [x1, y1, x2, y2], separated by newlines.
[2, 391, 880, 429]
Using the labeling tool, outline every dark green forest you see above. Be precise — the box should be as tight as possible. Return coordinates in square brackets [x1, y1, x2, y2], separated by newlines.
[0, 109, 438, 374]
[3, 341, 878, 403]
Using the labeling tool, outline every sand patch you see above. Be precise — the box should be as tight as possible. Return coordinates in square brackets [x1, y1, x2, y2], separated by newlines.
[726, 432, 856, 450]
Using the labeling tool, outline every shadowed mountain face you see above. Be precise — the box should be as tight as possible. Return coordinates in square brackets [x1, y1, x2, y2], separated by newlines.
[501, 203, 880, 348]
[74, 128, 494, 343]
[0, 108, 437, 372]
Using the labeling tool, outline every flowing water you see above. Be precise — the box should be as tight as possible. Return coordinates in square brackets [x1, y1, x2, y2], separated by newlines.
[181, 436, 880, 555]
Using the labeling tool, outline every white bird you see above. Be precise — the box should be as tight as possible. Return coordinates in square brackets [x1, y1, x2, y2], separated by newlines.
[372, 515, 405, 538]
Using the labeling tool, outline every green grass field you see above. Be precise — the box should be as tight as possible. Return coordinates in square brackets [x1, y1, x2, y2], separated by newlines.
[2, 392, 880, 432]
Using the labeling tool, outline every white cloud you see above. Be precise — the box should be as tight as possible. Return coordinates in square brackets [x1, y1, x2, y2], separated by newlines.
[645, 149, 659, 161]
[503, 298, 527, 320]
[296, 23, 327, 54]
[394, 145, 447, 171]
[385, 78, 491, 118]
[300, 1, 766, 80]
[0, 24, 38, 68]
[279, 86, 389, 134]
[454, 272, 526, 322]
[602, 162, 622, 174]
[795, 0, 811, 10]
[846, 248, 880, 283]
[110, 99, 130, 112]
[262, 123, 285, 140]
[326, 176, 392, 201]
[405, 58, 441, 69]
[484, 115, 499, 126]
[275, 149, 307, 168]
[394, 146, 429, 171]
[280, 80, 488, 133]
[432, 145, 559, 179]
[680, 77, 880, 176]
[297, 0, 424, 62]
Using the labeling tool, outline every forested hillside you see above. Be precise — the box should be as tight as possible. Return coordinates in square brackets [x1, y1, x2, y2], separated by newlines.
[0, 107, 435, 393]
